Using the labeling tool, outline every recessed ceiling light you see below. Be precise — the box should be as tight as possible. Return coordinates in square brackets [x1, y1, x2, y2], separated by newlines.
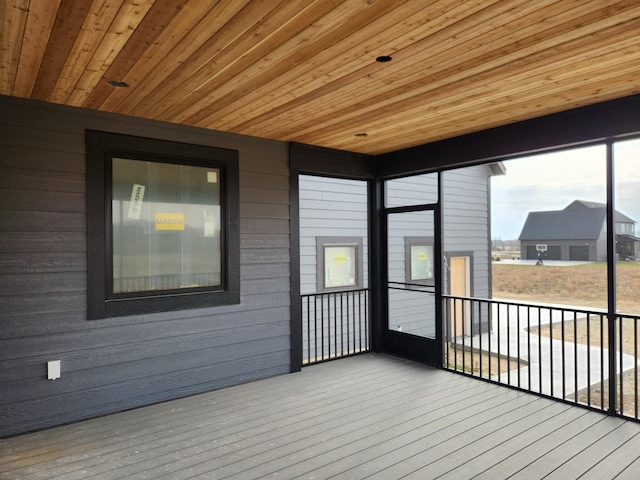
[107, 80, 129, 88]
[355, 132, 368, 137]
[376, 55, 392, 63]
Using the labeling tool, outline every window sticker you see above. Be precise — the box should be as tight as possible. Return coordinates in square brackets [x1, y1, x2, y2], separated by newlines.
[204, 209, 218, 237]
[127, 184, 145, 219]
[155, 212, 185, 231]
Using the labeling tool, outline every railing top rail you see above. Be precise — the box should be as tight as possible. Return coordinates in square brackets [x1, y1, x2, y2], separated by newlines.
[302, 288, 369, 298]
[442, 294, 610, 317]
[616, 312, 640, 320]
[387, 281, 435, 294]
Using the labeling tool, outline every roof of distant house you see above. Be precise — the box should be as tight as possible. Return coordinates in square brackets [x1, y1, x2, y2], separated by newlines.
[565, 200, 635, 223]
[519, 200, 636, 241]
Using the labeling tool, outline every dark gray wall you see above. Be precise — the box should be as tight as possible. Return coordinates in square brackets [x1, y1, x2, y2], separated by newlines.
[0, 95, 291, 437]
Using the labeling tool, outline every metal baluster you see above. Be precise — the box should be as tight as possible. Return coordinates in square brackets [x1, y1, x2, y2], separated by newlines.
[619, 316, 624, 415]
[549, 307, 554, 397]
[574, 311, 578, 403]
[635, 316, 638, 418]
[465, 300, 474, 375]
[600, 313, 604, 410]
[561, 308, 566, 400]
[516, 304, 520, 388]
[538, 307, 542, 394]
[527, 306, 532, 391]
[587, 310, 591, 406]
[495, 301, 500, 382]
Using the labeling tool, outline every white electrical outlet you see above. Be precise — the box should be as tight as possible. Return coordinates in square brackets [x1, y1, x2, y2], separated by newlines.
[47, 360, 61, 380]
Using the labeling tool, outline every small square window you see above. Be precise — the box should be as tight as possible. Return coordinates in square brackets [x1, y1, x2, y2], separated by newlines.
[324, 245, 357, 288]
[316, 237, 364, 291]
[405, 237, 434, 286]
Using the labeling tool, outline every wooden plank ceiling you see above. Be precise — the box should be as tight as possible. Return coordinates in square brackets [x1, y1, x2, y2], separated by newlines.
[2, 0, 640, 155]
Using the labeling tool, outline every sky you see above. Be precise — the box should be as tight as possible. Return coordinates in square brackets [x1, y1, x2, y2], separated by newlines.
[490, 138, 640, 240]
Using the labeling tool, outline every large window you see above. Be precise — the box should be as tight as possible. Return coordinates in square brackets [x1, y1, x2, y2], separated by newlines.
[86, 131, 239, 319]
[111, 158, 222, 294]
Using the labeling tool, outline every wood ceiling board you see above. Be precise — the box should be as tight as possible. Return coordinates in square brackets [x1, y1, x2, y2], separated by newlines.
[241, 0, 634, 141]
[247, 0, 606, 137]
[276, 7, 640, 150]
[208, 0, 503, 133]
[196, 0, 475, 126]
[66, 0, 157, 107]
[130, 0, 292, 119]
[83, 0, 189, 110]
[0, 0, 28, 93]
[318, 75, 640, 155]
[98, 0, 246, 113]
[344, 64, 640, 155]
[3, 1, 640, 155]
[183, 0, 414, 128]
[49, 0, 126, 105]
[11, 0, 61, 98]
[160, 0, 349, 125]
[30, 0, 92, 101]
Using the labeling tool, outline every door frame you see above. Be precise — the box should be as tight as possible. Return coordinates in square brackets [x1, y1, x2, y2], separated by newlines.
[445, 252, 473, 340]
[382, 200, 443, 366]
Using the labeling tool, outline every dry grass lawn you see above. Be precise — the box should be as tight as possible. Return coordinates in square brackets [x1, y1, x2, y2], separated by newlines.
[492, 261, 640, 313]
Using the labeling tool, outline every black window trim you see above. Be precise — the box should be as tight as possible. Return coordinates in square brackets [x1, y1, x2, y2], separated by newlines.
[86, 130, 240, 320]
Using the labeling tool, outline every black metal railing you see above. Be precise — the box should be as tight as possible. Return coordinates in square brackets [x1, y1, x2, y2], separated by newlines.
[443, 295, 640, 420]
[302, 288, 370, 365]
[616, 312, 640, 418]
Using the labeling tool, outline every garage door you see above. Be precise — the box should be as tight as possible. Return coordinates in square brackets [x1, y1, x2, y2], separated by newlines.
[526, 245, 561, 260]
[570, 245, 589, 261]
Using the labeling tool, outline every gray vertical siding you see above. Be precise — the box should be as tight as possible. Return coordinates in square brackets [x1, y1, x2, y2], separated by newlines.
[442, 166, 493, 299]
[0, 95, 291, 437]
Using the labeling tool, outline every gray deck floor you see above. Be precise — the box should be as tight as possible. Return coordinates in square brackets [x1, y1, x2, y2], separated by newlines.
[2, 353, 640, 479]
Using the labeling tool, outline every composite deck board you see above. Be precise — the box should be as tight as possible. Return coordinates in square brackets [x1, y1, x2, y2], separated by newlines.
[614, 455, 640, 480]
[472, 409, 605, 479]
[578, 429, 640, 479]
[2, 354, 640, 479]
[544, 421, 640, 479]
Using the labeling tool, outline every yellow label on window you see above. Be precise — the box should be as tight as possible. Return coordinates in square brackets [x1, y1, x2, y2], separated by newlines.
[334, 254, 347, 264]
[155, 213, 185, 230]
[417, 252, 427, 260]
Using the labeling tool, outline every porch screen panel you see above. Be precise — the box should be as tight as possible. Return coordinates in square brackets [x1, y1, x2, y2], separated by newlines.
[614, 138, 640, 314]
[614, 137, 640, 417]
[387, 210, 436, 338]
